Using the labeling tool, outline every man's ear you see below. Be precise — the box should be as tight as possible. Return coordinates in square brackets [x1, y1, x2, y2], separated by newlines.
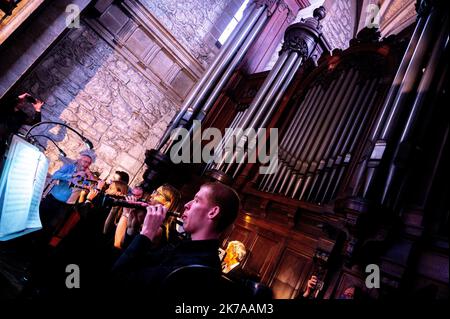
[208, 206, 220, 220]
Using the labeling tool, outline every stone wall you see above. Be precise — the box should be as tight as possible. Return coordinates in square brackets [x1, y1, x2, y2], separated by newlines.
[321, 0, 356, 50]
[141, 0, 245, 68]
[264, 0, 356, 71]
[17, 21, 177, 184]
[10, 0, 248, 186]
[0, 0, 91, 98]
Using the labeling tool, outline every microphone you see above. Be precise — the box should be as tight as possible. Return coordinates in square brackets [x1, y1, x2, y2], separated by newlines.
[28, 134, 67, 157]
[25, 121, 94, 150]
[82, 137, 94, 150]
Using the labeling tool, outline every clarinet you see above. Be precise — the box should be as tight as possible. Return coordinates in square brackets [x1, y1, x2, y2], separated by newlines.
[104, 197, 183, 225]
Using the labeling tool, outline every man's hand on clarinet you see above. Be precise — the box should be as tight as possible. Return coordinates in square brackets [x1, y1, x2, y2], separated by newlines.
[140, 204, 167, 241]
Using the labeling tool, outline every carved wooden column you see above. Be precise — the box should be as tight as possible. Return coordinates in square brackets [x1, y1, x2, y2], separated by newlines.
[240, 0, 311, 74]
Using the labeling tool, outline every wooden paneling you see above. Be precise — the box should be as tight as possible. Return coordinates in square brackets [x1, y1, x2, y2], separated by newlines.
[269, 248, 312, 299]
[86, 1, 202, 104]
[221, 211, 325, 298]
[244, 233, 281, 281]
[98, 4, 129, 35]
[224, 224, 254, 250]
[125, 27, 156, 60]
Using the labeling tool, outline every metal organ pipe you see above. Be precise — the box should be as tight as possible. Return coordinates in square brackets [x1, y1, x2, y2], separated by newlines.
[319, 79, 378, 203]
[170, 5, 268, 156]
[380, 9, 441, 141]
[233, 57, 303, 177]
[306, 71, 361, 202]
[264, 86, 322, 192]
[204, 110, 245, 172]
[351, 4, 443, 199]
[272, 86, 328, 194]
[381, 13, 449, 207]
[347, 80, 382, 197]
[211, 7, 330, 178]
[277, 83, 334, 195]
[259, 86, 320, 191]
[158, 1, 267, 152]
[309, 85, 362, 202]
[196, 9, 268, 117]
[215, 50, 291, 170]
[296, 69, 358, 200]
[289, 71, 347, 198]
[226, 52, 301, 176]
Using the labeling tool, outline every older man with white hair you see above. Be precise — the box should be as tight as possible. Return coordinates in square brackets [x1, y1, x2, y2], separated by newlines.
[39, 149, 96, 236]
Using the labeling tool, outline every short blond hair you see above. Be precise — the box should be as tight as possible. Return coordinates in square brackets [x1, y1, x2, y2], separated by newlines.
[226, 240, 246, 261]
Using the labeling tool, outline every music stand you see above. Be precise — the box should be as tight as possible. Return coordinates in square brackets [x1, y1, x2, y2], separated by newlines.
[0, 135, 49, 240]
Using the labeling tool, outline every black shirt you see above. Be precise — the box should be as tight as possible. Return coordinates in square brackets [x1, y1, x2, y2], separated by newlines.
[111, 235, 221, 296]
[0, 108, 41, 156]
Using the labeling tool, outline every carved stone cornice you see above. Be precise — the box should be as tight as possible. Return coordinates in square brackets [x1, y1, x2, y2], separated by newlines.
[286, 8, 296, 24]
[254, 0, 298, 18]
[276, 0, 290, 18]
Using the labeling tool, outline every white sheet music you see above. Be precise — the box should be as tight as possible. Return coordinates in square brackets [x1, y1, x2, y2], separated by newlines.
[0, 135, 49, 240]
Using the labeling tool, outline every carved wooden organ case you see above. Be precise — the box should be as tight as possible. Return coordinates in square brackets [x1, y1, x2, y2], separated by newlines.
[203, 18, 449, 298]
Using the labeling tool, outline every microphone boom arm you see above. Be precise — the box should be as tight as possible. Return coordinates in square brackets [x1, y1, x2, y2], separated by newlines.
[25, 121, 94, 149]
[28, 134, 67, 157]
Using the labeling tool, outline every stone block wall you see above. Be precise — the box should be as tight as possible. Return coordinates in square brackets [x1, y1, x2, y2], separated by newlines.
[0, 0, 91, 98]
[264, 0, 357, 71]
[17, 22, 177, 184]
[320, 0, 356, 50]
[141, 0, 245, 67]
[9, 0, 246, 185]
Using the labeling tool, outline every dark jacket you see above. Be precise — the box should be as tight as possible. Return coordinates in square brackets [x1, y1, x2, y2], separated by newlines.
[111, 235, 221, 297]
[1, 105, 41, 156]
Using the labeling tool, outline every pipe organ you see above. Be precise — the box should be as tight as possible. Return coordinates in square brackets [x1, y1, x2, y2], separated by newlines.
[258, 42, 387, 206]
[158, 0, 306, 154]
[197, 4, 447, 297]
[152, 1, 449, 299]
[194, 27, 407, 299]
[208, 6, 331, 179]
